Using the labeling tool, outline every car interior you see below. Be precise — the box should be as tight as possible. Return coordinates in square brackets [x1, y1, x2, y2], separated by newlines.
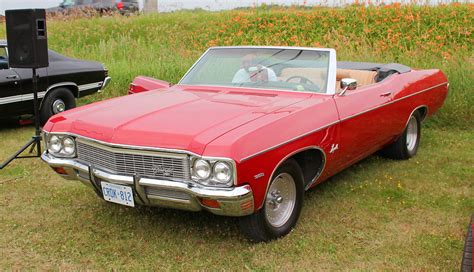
[277, 67, 376, 92]
[276, 62, 410, 92]
[335, 69, 377, 90]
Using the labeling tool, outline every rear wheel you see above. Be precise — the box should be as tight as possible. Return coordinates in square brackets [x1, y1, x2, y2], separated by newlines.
[39, 87, 76, 125]
[238, 159, 304, 242]
[380, 111, 421, 160]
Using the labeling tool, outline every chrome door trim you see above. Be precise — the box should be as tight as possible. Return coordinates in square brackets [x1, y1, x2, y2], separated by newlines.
[338, 82, 445, 122]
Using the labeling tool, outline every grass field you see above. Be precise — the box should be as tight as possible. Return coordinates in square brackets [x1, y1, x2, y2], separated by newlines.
[1, 4, 473, 270]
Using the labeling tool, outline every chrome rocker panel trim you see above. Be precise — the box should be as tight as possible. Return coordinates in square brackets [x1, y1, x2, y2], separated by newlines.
[41, 153, 254, 217]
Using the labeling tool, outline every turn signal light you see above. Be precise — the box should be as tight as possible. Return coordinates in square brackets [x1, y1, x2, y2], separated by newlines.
[199, 198, 220, 209]
[52, 167, 68, 175]
[240, 200, 253, 211]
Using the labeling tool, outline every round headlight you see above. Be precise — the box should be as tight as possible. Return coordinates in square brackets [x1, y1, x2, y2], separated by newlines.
[193, 159, 211, 180]
[48, 135, 62, 153]
[62, 137, 76, 155]
[213, 162, 232, 184]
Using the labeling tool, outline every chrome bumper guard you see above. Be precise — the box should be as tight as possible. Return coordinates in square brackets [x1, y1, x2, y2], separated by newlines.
[100, 76, 111, 91]
[41, 153, 254, 216]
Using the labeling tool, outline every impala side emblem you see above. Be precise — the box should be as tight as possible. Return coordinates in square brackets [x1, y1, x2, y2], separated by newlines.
[330, 144, 339, 154]
[152, 164, 174, 176]
[254, 173, 265, 180]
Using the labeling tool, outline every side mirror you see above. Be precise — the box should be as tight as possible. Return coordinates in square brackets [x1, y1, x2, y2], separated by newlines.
[339, 78, 357, 96]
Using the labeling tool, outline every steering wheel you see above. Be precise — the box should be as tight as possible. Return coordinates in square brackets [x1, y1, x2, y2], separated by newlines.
[285, 76, 315, 85]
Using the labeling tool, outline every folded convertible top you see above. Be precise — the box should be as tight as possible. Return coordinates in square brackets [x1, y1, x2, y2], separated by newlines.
[337, 61, 411, 74]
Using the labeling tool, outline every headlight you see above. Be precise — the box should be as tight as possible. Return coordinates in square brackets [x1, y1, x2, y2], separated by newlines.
[62, 137, 76, 156]
[213, 162, 232, 184]
[193, 159, 211, 180]
[48, 135, 62, 153]
[47, 134, 76, 158]
[191, 158, 235, 187]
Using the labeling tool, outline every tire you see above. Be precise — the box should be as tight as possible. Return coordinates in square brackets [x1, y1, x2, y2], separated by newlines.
[39, 87, 76, 125]
[238, 159, 304, 242]
[461, 215, 473, 272]
[380, 111, 421, 160]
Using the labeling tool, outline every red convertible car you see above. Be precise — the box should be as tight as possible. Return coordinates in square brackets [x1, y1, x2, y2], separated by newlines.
[42, 46, 448, 241]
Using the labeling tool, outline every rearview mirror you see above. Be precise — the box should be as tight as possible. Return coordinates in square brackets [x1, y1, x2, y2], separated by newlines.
[339, 78, 357, 96]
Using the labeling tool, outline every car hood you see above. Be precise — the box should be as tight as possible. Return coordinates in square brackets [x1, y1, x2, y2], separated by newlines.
[47, 87, 311, 155]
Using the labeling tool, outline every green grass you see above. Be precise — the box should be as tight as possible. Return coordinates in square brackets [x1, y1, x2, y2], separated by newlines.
[1, 4, 473, 270]
[1, 126, 472, 270]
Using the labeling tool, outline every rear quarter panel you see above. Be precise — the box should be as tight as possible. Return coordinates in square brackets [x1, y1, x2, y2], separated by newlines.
[377, 69, 448, 147]
[333, 69, 448, 170]
[391, 69, 448, 120]
[47, 60, 105, 88]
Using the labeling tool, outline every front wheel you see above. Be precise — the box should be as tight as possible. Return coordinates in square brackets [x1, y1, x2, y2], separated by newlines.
[238, 159, 304, 242]
[39, 87, 76, 125]
[380, 111, 421, 160]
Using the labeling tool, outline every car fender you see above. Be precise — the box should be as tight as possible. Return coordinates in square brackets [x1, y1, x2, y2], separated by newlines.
[39, 82, 78, 109]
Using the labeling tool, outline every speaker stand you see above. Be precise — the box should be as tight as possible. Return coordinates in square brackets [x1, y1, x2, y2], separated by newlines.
[1, 68, 42, 169]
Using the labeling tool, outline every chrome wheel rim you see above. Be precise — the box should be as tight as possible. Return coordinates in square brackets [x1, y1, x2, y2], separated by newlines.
[406, 116, 418, 152]
[52, 99, 66, 114]
[265, 173, 297, 228]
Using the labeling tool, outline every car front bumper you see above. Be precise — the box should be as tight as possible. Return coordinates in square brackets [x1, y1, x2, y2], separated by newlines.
[101, 76, 111, 90]
[42, 153, 254, 216]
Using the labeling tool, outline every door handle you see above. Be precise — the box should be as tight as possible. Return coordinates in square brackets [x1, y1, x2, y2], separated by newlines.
[6, 75, 18, 79]
[380, 92, 392, 97]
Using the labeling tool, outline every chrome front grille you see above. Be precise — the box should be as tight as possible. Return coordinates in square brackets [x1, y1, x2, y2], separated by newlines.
[76, 140, 190, 181]
[145, 187, 191, 200]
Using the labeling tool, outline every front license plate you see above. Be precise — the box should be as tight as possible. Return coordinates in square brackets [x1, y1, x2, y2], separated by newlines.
[101, 181, 135, 207]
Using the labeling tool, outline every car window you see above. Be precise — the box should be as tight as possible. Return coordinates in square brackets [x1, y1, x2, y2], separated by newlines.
[0, 47, 8, 70]
[180, 48, 331, 93]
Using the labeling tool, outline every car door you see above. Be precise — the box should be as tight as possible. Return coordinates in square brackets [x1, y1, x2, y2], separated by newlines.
[333, 82, 396, 168]
[0, 46, 23, 116]
[12, 67, 49, 112]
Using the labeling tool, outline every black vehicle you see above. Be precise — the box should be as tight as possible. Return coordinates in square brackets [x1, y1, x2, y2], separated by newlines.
[51, 0, 139, 15]
[0, 40, 110, 125]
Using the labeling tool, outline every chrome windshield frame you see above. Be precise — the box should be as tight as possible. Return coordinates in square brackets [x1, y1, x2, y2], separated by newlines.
[177, 46, 337, 95]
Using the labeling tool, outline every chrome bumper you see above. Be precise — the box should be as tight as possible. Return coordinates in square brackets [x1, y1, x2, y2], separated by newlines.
[41, 153, 254, 216]
[100, 76, 111, 90]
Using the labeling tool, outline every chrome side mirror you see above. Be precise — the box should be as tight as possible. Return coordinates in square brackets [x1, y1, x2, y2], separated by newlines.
[339, 78, 357, 96]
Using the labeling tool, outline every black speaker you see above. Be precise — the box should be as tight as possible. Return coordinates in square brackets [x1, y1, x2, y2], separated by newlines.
[5, 9, 49, 68]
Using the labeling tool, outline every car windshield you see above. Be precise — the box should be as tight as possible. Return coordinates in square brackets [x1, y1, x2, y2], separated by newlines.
[179, 48, 331, 93]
